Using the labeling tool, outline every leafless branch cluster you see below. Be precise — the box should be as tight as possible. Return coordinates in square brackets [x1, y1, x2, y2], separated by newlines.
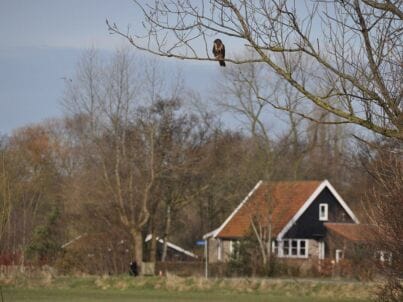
[359, 139, 403, 301]
[108, 0, 402, 139]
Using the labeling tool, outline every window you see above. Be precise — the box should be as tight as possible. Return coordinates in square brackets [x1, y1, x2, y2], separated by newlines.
[284, 241, 289, 255]
[291, 240, 298, 255]
[229, 240, 240, 258]
[280, 239, 308, 258]
[376, 251, 392, 264]
[271, 240, 278, 256]
[335, 249, 344, 263]
[300, 240, 306, 256]
[319, 203, 328, 221]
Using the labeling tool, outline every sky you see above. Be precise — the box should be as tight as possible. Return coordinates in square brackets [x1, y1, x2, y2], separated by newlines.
[0, 0, 222, 134]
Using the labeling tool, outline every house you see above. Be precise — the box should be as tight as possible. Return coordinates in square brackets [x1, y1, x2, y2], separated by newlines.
[203, 180, 367, 263]
[145, 235, 198, 261]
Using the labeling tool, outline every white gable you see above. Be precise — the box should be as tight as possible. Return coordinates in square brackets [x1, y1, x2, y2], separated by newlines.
[276, 180, 359, 240]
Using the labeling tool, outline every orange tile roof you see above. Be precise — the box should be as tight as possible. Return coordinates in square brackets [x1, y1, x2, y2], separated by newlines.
[217, 180, 322, 238]
[325, 223, 377, 242]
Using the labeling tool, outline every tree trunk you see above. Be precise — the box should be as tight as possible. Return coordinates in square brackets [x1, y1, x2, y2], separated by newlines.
[161, 204, 171, 262]
[149, 222, 157, 263]
[266, 223, 272, 274]
[131, 229, 143, 275]
[250, 219, 267, 267]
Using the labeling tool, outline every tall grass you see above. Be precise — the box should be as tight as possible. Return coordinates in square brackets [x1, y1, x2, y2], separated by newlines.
[0, 267, 377, 300]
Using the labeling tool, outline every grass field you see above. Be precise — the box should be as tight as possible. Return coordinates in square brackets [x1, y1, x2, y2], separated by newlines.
[0, 273, 376, 302]
[2, 287, 369, 302]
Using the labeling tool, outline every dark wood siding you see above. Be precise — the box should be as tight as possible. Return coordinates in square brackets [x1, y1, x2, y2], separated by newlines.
[284, 188, 354, 239]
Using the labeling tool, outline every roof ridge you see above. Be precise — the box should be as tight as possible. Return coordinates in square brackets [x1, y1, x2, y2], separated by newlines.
[324, 222, 358, 224]
[325, 222, 375, 226]
[263, 180, 322, 183]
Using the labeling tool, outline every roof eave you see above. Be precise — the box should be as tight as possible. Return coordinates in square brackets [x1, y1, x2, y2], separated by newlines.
[202, 228, 219, 240]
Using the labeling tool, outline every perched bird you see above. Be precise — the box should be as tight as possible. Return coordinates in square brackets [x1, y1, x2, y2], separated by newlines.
[212, 39, 226, 67]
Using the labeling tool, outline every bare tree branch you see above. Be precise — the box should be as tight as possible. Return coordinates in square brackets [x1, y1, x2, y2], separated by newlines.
[109, 0, 402, 139]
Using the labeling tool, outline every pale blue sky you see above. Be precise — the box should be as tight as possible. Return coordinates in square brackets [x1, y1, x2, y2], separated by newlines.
[0, 1, 318, 135]
[0, 0, 137, 49]
[0, 0, 220, 134]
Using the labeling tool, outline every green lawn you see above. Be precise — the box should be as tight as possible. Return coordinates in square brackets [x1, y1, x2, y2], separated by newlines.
[0, 275, 375, 302]
[1, 287, 368, 302]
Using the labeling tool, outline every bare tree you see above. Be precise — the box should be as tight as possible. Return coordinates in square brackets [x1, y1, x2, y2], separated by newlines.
[249, 189, 275, 270]
[108, 0, 402, 139]
[360, 140, 403, 302]
[63, 49, 151, 273]
[0, 145, 11, 243]
[0, 125, 63, 267]
[142, 98, 198, 262]
[63, 49, 190, 274]
[215, 53, 273, 143]
[213, 52, 331, 181]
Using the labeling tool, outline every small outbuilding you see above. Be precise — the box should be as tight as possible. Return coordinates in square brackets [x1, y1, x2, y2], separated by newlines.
[145, 235, 198, 261]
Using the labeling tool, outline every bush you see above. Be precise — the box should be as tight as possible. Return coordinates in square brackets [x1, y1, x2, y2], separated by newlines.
[376, 278, 403, 302]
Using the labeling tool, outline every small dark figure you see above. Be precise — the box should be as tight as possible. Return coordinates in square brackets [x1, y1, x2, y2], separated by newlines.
[129, 260, 138, 276]
[212, 39, 226, 67]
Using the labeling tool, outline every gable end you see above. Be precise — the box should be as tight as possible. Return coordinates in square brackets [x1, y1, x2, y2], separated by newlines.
[277, 180, 359, 240]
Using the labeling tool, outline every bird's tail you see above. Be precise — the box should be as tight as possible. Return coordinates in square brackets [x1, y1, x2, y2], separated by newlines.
[219, 60, 226, 67]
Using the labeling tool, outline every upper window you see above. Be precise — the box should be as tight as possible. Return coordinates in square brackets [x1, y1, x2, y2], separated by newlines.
[319, 203, 328, 221]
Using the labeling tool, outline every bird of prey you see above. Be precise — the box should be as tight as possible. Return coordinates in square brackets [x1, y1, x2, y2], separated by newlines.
[212, 39, 226, 67]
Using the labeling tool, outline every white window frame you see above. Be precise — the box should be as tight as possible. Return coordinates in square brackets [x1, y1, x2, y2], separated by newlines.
[278, 239, 309, 258]
[377, 251, 392, 264]
[319, 203, 328, 221]
[318, 241, 325, 260]
[335, 249, 344, 263]
[229, 240, 234, 255]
